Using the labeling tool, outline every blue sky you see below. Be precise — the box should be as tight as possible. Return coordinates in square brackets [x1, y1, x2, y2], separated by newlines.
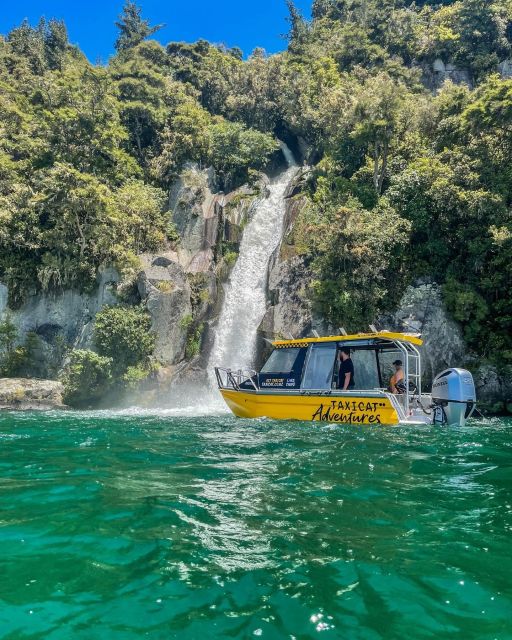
[0, 0, 312, 62]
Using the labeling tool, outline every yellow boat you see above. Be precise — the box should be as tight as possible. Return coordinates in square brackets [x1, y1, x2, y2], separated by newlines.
[214, 331, 477, 426]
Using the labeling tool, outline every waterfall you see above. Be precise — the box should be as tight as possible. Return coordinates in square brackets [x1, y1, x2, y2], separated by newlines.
[208, 143, 298, 376]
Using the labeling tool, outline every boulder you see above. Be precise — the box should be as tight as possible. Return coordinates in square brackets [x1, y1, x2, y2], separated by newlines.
[472, 364, 512, 414]
[0, 378, 65, 410]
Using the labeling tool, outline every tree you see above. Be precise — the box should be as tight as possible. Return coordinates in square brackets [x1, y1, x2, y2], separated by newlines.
[32, 64, 138, 180]
[115, 1, 164, 52]
[111, 179, 168, 252]
[111, 43, 170, 165]
[152, 100, 211, 182]
[62, 350, 113, 408]
[297, 197, 411, 329]
[206, 118, 278, 188]
[350, 73, 411, 195]
[286, 1, 309, 55]
[6, 17, 72, 75]
[94, 305, 155, 375]
[7, 19, 47, 75]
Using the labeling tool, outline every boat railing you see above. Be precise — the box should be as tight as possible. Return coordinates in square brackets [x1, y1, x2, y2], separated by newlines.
[390, 339, 422, 416]
[215, 367, 259, 391]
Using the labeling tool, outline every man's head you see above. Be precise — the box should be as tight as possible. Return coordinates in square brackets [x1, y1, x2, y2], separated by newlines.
[340, 347, 351, 361]
[392, 359, 403, 369]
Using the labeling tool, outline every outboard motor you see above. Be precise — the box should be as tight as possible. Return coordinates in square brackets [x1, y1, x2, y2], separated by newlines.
[431, 368, 476, 426]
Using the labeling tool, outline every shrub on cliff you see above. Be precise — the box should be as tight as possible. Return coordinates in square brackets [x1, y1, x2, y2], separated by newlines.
[94, 305, 155, 376]
[0, 318, 42, 378]
[62, 305, 155, 407]
[295, 197, 410, 330]
[206, 119, 278, 188]
[62, 350, 113, 408]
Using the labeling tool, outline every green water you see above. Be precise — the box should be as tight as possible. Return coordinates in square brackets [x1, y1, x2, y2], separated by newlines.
[0, 411, 511, 639]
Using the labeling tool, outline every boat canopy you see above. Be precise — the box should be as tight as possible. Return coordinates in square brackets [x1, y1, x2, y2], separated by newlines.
[272, 331, 423, 349]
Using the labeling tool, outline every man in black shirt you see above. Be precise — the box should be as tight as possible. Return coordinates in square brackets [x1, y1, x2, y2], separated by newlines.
[338, 348, 355, 390]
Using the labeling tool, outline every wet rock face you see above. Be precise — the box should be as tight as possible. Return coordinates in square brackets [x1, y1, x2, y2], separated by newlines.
[380, 283, 512, 413]
[421, 59, 473, 91]
[169, 164, 265, 274]
[379, 283, 467, 386]
[0, 378, 65, 410]
[256, 185, 318, 364]
[0, 268, 120, 378]
[169, 166, 221, 275]
[137, 254, 193, 366]
[220, 181, 268, 249]
[259, 254, 313, 343]
[256, 173, 327, 361]
[473, 364, 512, 414]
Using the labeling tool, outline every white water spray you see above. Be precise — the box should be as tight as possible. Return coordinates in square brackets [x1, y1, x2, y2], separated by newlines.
[208, 143, 298, 377]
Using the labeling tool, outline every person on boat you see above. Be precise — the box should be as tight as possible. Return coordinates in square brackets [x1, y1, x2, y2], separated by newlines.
[390, 360, 404, 394]
[338, 348, 355, 391]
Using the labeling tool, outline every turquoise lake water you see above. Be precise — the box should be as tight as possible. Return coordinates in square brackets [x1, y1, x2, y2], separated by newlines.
[0, 410, 511, 639]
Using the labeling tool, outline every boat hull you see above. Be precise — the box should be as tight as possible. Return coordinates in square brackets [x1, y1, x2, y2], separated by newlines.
[220, 389, 401, 425]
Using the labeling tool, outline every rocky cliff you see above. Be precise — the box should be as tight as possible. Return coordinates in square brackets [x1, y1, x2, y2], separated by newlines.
[381, 283, 512, 413]
[0, 164, 266, 396]
[421, 57, 512, 92]
[0, 268, 120, 379]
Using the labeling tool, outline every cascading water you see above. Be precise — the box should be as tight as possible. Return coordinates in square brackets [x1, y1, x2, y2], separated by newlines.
[208, 143, 298, 379]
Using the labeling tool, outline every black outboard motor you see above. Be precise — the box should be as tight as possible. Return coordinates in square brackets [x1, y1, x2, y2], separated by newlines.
[431, 368, 476, 426]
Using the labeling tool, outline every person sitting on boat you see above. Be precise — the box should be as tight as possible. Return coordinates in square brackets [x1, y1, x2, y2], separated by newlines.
[338, 348, 355, 391]
[390, 360, 405, 394]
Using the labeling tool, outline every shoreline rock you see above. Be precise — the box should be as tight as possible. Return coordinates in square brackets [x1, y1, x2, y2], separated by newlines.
[0, 378, 66, 411]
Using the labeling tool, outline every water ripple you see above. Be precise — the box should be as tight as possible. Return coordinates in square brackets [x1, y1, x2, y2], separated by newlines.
[0, 413, 511, 638]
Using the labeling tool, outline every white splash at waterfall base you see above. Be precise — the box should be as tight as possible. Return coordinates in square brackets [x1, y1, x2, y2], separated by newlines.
[209, 146, 297, 376]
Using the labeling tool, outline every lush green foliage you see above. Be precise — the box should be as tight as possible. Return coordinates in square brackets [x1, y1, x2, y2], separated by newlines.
[62, 349, 113, 408]
[1, 0, 512, 369]
[94, 305, 155, 375]
[280, 1, 512, 364]
[0, 14, 276, 306]
[62, 305, 155, 407]
[295, 198, 411, 328]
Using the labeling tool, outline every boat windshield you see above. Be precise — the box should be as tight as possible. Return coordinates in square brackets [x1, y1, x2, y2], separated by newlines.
[261, 348, 301, 373]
